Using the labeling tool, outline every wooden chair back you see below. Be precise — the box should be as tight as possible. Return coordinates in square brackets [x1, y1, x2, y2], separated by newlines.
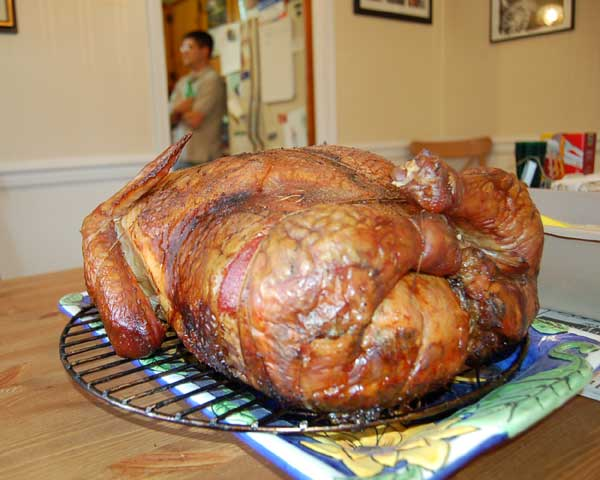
[408, 136, 493, 171]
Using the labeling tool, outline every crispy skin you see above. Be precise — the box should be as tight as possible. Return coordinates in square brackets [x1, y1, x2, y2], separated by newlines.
[82, 141, 543, 411]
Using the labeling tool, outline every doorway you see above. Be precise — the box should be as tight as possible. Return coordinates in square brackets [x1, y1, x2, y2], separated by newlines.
[161, 0, 316, 155]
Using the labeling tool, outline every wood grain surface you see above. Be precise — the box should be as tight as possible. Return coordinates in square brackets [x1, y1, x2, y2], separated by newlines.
[1, 268, 599, 479]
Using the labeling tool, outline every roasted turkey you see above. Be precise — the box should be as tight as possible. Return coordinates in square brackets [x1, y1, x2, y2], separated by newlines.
[81, 135, 543, 412]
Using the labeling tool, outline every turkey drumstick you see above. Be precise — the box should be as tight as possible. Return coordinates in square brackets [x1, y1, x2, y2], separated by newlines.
[393, 150, 543, 363]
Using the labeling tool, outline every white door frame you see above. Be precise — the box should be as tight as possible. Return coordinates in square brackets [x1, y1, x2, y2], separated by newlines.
[145, 0, 337, 150]
[311, 1, 338, 145]
[145, 0, 171, 152]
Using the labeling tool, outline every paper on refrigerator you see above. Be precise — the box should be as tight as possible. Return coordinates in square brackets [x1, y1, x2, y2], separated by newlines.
[258, 15, 295, 103]
[210, 23, 241, 76]
[283, 107, 307, 147]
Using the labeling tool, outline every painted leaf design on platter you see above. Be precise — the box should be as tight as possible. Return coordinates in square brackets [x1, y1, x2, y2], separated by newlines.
[301, 417, 475, 477]
[453, 341, 597, 437]
[532, 317, 569, 335]
[60, 292, 84, 308]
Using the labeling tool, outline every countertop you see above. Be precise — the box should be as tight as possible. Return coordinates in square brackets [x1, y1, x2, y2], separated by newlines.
[1, 268, 599, 479]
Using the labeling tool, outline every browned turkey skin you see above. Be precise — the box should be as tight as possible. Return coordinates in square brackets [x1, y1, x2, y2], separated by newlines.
[81, 136, 543, 412]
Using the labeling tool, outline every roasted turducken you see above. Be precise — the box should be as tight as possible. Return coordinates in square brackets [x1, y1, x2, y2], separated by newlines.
[81, 135, 543, 412]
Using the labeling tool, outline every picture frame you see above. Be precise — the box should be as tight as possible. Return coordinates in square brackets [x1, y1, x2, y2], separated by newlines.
[490, 0, 574, 43]
[0, 0, 17, 33]
[354, 0, 432, 25]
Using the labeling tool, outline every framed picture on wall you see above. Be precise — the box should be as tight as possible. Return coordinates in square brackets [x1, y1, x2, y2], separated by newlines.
[354, 0, 432, 24]
[0, 0, 17, 33]
[490, 0, 574, 43]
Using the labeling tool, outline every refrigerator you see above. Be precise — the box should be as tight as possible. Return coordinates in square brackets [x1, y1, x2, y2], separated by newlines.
[209, 0, 312, 155]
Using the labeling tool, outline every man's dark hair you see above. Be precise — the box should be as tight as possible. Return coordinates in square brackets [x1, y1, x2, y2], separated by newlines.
[184, 30, 214, 57]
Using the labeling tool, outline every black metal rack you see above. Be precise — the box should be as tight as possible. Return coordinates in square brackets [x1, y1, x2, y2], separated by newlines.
[60, 304, 528, 434]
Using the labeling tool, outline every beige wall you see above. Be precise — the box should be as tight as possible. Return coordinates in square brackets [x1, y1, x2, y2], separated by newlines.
[1, 0, 598, 278]
[0, 0, 164, 279]
[334, 0, 445, 144]
[444, 0, 600, 138]
[335, 0, 600, 144]
[0, 0, 155, 165]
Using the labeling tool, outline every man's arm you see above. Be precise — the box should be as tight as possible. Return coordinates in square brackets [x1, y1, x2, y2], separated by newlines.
[168, 80, 193, 128]
[182, 109, 205, 129]
[182, 72, 225, 130]
[171, 98, 194, 127]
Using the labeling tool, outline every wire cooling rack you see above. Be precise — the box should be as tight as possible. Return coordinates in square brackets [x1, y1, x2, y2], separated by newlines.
[59, 304, 528, 434]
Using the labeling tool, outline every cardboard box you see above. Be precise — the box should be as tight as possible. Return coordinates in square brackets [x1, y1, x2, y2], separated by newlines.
[529, 189, 600, 320]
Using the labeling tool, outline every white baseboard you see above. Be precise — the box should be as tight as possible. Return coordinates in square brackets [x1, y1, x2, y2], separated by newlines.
[4, 136, 592, 188]
[354, 136, 598, 173]
[0, 154, 152, 189]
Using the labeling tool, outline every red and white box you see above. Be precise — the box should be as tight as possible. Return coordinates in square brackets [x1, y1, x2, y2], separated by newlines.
[561, 132, 596, 175]
[543, 132, 596, 179]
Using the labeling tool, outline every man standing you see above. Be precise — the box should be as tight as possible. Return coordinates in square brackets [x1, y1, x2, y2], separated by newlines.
[169, 31, 226, 168]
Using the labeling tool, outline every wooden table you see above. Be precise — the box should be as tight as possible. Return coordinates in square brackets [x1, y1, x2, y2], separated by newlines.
[1, 268, 599, 479]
